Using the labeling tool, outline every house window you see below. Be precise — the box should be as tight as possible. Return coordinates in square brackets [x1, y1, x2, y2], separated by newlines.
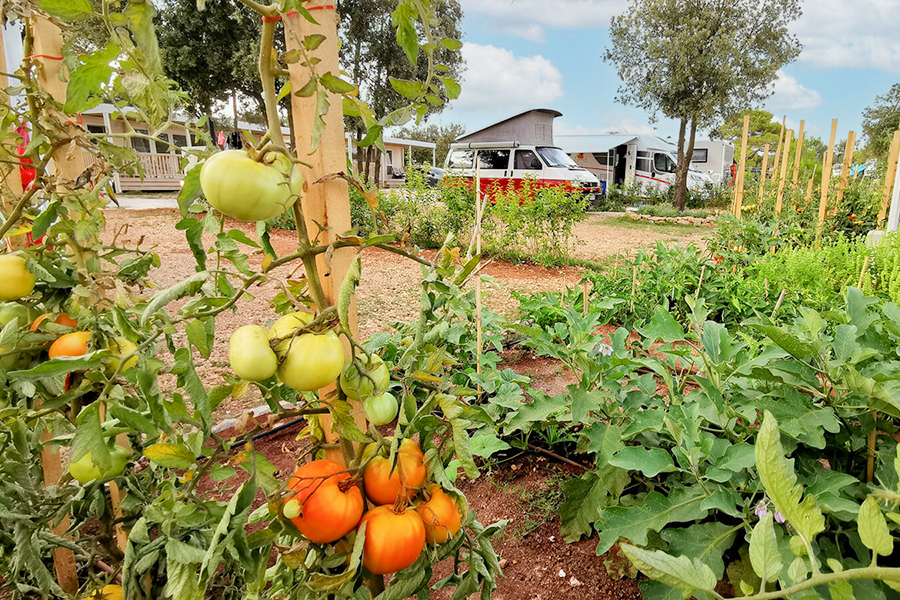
[385, 150, 393, 166]
[173, 134, 188, 148]
[691, 148, 708, 163]
[131, 130, 151, 153]
[87, 124, 106, 135]
[477, 149, 510, 170]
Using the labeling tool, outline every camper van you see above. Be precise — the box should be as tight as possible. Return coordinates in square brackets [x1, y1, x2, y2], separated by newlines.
[443, 141, 601, 199]
[691, 140, 735, 185]
[558, 134, 712, 195]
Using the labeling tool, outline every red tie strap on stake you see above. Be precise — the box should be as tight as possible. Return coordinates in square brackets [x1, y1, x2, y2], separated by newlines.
[23, 54, 64, 61]
[261, 5, 335, 21]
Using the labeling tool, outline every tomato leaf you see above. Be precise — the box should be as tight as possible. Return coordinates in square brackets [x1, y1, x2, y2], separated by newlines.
[11, 351, 108, 379]
[64, 44, 120, 113]
[123, 0, 163, 73]
[439, 37, 463, 50]
[32, 200, 58, 240]
[144, 442, 195, 469]
[294, 77, 317, 98]
[388, 77, 422, 100]
[440, 76, 461, 100]
[177, 163, 204, 217]
[38, 0, 93, 20]
[318, 72, 355, 95]
[71, 403, 111, 470]
[172, 347, 212, 436]
[140, 270, 209, 326]
[338, 255, 361, 333]
[302, 34, 326, 51]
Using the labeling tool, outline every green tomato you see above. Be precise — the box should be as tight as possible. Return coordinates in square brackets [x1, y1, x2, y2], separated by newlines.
[340, 354, 390, 401]
[268, 311, 314, 354]
[363, 392, 399, 426]
[229, 325, 278, 381]
[0, 302, 34, 327]
[0, 255, 35, 301]
[68, 446, 129, 484]
[199, 150, 302, 222]
[106, 337, 139, 375]
[276, 330, 345, 392]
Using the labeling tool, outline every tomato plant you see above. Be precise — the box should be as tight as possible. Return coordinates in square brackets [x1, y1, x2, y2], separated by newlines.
[0, 0, 503, 598]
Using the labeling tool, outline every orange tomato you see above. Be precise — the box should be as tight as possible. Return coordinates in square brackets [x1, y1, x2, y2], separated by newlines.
[359, 505, 425, 574]
[31, 312, 77, 331]
[48, 331, 92, 359]
[283, 459, 364, 544]
[362, 438, 427, 506]
[416, 484, 462, 544]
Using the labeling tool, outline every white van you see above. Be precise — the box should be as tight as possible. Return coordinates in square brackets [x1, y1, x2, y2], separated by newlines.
[443, 141, 601, 199]
[557, 134, 712, 196]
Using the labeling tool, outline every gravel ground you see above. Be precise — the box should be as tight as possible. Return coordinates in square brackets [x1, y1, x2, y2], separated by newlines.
[101, 207, 710, 417]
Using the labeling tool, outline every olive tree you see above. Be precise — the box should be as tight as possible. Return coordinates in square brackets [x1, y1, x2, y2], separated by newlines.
[862, 83, 900, 160]
[604, 0, 802, 209]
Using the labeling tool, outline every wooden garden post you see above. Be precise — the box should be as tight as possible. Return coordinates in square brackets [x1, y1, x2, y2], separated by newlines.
[0, 25, 26, 251]
[283, 7, 367, 460]
[775, 130, 792, 215]
[757, 142, 770, 204]
[772, 116, 786, 177]
[835, 130, 856, 210]
[792, 120, 805, 187]
[817, 119, 838, 231]
[733, 114, 750, 218]
[877, 130, 900, 226]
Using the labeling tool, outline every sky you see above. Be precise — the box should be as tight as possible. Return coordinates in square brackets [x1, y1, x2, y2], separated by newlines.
[424, 0, 900, 145]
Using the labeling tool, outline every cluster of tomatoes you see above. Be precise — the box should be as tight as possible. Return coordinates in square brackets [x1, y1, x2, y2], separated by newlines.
[282, 439, 461, 574]
[227, 311, 399, 425]
[0, 254, 139, 484]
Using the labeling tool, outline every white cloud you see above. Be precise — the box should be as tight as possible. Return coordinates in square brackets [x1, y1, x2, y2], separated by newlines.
[764, 70, 823, 114]
[459, 0, 617, 41]
[792, 0, 900, 72]
[555, 113, 665, 136]
[452, 43, 564, 113]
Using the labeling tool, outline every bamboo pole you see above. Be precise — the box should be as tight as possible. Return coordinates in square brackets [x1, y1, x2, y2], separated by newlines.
[757, 142, 771, 204]
[877, 130, 900, 226]
[817, 119, 838, 231]
[792, 120, 805, 187]
[582, 281, 590, 315]
[772, 116, 786, 178]
[775, 130, 793, 215]
[284, 7, 366, 461]
[733, 114, 750, 218]
[835, 130, 856, 210]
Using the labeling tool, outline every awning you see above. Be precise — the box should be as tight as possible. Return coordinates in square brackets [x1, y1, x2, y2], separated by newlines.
[555, 135, 639, 154]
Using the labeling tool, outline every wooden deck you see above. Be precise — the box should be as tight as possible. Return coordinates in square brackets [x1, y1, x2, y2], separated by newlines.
[84, 150, 185, 191]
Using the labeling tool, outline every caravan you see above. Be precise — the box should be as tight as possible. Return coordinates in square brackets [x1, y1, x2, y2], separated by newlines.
[557, 134, 713, 195]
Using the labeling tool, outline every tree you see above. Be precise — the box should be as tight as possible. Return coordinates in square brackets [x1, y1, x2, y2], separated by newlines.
[394, 122, 466, 165]
[604, 0, 802, 209]
[713, 110, 783, 168]
[338, 0, 465, 181]
[861, 84, 900, 160]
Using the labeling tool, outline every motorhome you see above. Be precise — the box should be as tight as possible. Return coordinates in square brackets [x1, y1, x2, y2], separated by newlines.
[443, 109, 600, 198]
[691, 140, 735, 185]
[557, 134, 712, 195]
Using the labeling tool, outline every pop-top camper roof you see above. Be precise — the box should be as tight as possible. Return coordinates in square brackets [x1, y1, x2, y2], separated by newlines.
[456, 109, 563, 146]
[556, 134, 676, 155]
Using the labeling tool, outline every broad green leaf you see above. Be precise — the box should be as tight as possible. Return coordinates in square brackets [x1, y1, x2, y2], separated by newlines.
[749, 512, 782, 583]
[319, 72, 356, 94]
[185, 319, 211, 359]
[637, 306, 685, 343]
[144, 443, 195, 469]
[569, 387, 605, 424]
[749, 323, 815, 360]
[504, 392, 565, 434]
[11, 351, 107, 379]
[172, 348, 211, 436]
[71, 403, 111, 471]
[389, 77, 422, 100]
[858, 496, 893, 557]
[123, 0, 163, 73]
[294, 77, 317, 98]
[32, 201, 58, 239]
[177, 164, 203, 218]
[440, 37, 463, 50]
[755, 411, 825, 543]
[596, 488, 708, 555]
[558, 465, 629, 542]
[328, 398, 368, 443]
[829, 580, 856, 600]
[576, 421, 625, 467]
[620, 544, 717, 597]
[469, 429, 510, 458]
[440, 76, 460, 99]
[276, 80, 292, 103]
[64, 44, 120, 113]
[302, 34, 326, 50]
[38, 0, 93, 20]
[843, 367, 900, 419]
[660, 522, 738, 578]
[391, 3, 418, 65]
[141, 270, 209, 326]
[609, 447, 676, 477]
[832, 324, 860, 361]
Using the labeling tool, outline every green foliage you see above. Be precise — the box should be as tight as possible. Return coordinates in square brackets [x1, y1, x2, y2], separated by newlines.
[393, 122, 467, 166]
[713, 109, 782, 168]
[862, 83, 900, 159]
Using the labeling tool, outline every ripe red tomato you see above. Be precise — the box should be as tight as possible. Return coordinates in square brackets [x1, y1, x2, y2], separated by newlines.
[283, 459, 364, 544]
[363, 439, 427, 505]
[416, 484, 462, 544]
[358, 505, 425, 574]
[48, 331, 92, 359]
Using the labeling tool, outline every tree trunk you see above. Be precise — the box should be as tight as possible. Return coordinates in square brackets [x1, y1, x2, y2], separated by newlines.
[673, 118, 698, 211]
[374, 148, 382, 187]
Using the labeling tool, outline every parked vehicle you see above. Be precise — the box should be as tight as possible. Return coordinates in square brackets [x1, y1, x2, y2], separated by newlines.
[443, 142, 601, 199]
[404, 165, 443, 187]
[558, 134, 712, 196]
[691, 140, 735, 185]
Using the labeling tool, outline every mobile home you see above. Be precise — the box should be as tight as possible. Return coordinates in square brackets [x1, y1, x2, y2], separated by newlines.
[691, 140, 735, 185]
[557, 134, 712, 195]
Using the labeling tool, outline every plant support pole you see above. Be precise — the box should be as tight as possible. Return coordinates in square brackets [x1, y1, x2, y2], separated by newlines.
[475, 163, 483, 383]
[757, 142, 770, 204]
[775, 130, 792, 215]
[817, 119, 838, 232]
[877, 130, 900, 227]
[792, 120, 805, 188]
[835, 130, 856, 210]
[733, 114, 750, 218]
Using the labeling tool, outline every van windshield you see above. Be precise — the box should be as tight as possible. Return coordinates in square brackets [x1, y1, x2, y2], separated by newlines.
[537, 147, 580, 169]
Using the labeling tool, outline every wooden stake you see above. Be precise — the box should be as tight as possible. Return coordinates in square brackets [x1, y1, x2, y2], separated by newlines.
[582, 281, 590, 315]
[733, 114, 750, 218]
[39, 430, 78, 594]
[805, 175, 815, 205]
[757, 142, 771, 204]
[695, 265, 706, 299]
[792, 120, 805, 188]
[858, 255, 870, 289]
[284, 7, 366, 461]
[817, 119, 838, 231]
[867, 411, 877, 483]
[771, 116, 786, 178]
[877, 130, 900, 226]
[835, 130, 856, 210]
[475, 163, 483, 382]
[775, 130, 793, 215]
[630, 266, 637, 313]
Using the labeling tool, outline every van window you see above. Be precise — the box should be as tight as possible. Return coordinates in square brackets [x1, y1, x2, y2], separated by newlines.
[448, 149, 475, 169]
[637, 158, 651, 173]
[691, 148, 708, 163]
[478, 149, 510, 170]
[536, 147, 578, 168]
[514, 149, 541, 170]
[591, 153, 609, 166]
[654, 153, 676, 173]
